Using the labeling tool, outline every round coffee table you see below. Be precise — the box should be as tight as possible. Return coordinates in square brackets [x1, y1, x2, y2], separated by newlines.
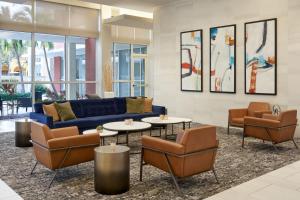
[83, 129, 118, 145]
[141, 117, 191, 139]
[173, 117, 192, 129]
[103, 121, 151, 145]
[94, 145, 130, 194]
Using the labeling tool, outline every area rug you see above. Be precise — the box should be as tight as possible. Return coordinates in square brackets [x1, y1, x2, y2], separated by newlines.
[1, 124, 300, 200]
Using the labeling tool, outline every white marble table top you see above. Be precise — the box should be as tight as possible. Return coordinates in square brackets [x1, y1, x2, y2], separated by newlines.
[82, 129, 118, 137]
[103, 121, 151, 131]
[141, 117, 192, 124]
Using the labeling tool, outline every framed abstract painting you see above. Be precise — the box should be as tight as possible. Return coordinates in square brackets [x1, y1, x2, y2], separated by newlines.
[245, 18, 277, 95]
[210, 24, 236, 93]
[180, 29, 203, 92]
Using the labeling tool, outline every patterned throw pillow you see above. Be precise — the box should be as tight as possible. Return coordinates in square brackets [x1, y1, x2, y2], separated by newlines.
[43, 103, 60, 122]
[126, 98, 144, 114]
[54, 102, 77, 121]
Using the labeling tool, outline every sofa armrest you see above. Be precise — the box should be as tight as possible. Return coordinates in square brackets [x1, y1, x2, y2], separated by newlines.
[244, 116, 281, 128]
[50, 126, 79, 138]
[228, 108, 248, 119]
[142, 135, 184, 155]
[254, 110, 272, 118]
[152, 105, 166, 115]
[47, 133, 100, 149]
[30, 112, 53, 128]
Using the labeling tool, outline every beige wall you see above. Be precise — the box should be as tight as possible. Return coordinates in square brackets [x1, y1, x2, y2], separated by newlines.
[151, 0, 300, 136]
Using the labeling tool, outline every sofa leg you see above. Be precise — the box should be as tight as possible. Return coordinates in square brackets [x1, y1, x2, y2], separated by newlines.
[140, 148, 144, 181]
[164, 153, 183, 196]
[30, 161, 38, 175]
[212, 168, 219, 184]
[292, 139, 298, 149]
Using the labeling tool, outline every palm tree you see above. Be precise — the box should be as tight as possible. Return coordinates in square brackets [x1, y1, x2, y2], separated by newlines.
[0, 39, 28, 93]
[12, 40, 27, 93]
[37, 41, 58, 97]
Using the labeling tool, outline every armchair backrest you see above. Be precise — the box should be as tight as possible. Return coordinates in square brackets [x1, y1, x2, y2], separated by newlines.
[248, 102, 270, 117]
[178, 126, 217, 153]
[31, 121, 52, 147]
[279, 110, 297, 127]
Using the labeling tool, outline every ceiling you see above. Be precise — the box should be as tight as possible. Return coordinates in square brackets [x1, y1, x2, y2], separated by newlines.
[82, 0, 174, 12]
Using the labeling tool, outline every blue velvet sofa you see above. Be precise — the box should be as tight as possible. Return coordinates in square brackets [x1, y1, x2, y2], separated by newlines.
[30, 97, 166, 132]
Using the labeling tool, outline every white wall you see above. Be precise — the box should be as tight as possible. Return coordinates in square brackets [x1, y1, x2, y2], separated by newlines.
[151, 0, 300, 136]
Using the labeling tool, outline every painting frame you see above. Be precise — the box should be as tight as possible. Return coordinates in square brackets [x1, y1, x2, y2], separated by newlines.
[209, 24, 236, 94]
[180, 29, 203, 92]
[244, 18, 277, 95]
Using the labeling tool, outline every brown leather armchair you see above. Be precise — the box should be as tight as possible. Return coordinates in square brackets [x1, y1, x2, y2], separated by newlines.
[243, 110, 298, 150]
[30, 121, 100, 188]
[228, 102, 271, 134]
[140, 126, 219, 195]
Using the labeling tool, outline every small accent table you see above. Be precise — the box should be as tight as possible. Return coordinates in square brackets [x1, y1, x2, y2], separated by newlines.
[103, 121, 151, 145]
[83, 129, 118, 145]
[15, 119, 34, 147]
[94, 145, 130, 195]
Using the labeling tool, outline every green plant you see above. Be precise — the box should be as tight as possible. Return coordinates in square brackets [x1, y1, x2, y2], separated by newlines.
[35, 84, 47, 94]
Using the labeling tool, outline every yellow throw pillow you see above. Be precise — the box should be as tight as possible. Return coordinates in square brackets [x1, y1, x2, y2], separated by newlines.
[43, 103, 60, 122]
[54, 102, 77, 121]
[144, 98, 153, 113]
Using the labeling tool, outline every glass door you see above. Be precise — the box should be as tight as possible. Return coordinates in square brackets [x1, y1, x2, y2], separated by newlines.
[132, 56, 146, 96]
[113, 43, 147, 97]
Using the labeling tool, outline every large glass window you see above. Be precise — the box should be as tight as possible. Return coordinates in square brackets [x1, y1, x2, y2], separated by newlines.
[0, 31, 97, 117]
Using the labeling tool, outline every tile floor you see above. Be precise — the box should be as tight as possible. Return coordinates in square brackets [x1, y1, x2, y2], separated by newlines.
[0, 180, 22, 200]
[205, 160, 300, 200]
[0, 120, 16, 134]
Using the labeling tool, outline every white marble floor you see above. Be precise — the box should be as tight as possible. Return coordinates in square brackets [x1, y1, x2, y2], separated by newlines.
[0, 120, 16, 134]
[205, 160, 300, 200]
[0, 180, 22, 200]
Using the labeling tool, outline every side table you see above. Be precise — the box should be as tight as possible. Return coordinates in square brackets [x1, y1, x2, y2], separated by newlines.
[94, 145, 130, 194]
[15, 119, 34, 147]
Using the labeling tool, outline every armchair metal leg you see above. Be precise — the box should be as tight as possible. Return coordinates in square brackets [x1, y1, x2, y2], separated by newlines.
[212, 168, 219, 184]
[48, 170, 58, 188]
[227, 123, 230, 135]
[292, 139, 299, 149]
[48, 148, 71, 188]
[242, 133, 245, 148]
[164, 153, 183, 196]
[30, 161, 38, 175]
[140, 148, 144, 181]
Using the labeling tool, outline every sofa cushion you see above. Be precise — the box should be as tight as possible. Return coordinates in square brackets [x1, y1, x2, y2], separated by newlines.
[53, 112, 159, 130]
